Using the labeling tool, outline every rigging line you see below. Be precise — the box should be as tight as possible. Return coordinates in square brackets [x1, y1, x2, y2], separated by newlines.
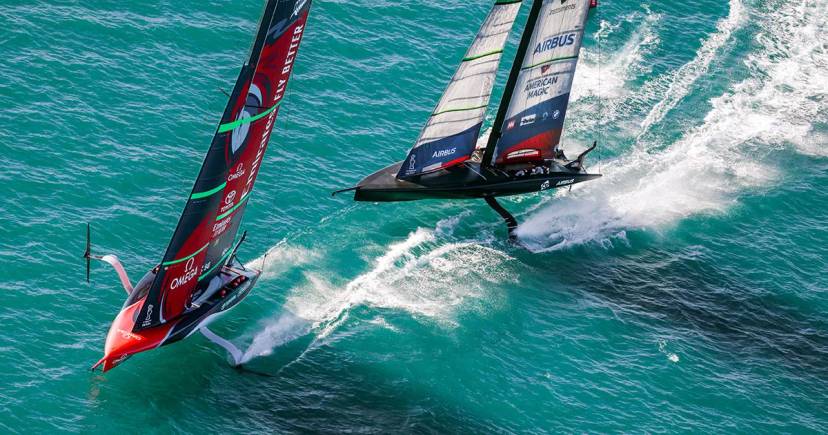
[597, 5, 604, 175]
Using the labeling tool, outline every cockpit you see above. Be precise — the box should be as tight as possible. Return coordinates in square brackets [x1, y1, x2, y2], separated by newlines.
[124, 265, 159, 309]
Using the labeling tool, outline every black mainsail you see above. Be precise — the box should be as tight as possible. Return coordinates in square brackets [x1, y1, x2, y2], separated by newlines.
[135, 0, 313, 331]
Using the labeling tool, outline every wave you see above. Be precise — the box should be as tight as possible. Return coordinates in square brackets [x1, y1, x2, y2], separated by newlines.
[518, 0, 825, 251]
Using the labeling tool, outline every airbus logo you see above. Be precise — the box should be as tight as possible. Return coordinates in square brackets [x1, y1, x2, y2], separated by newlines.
[534, 33, 576, 55]
[432, 148, 457, 159]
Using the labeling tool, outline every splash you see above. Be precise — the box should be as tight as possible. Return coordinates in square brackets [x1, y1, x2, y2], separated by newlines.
[658, 339, 681, 364]
[517, 0, 825, 251]
[241, 217, 514, 362]
[572, 9, 662, 103]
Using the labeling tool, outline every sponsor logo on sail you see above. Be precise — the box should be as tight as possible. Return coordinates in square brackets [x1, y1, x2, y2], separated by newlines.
[224, 190, 237, 205]
[231, 85, 263, 155]
[170, 257, 198, 290]
[293, 0, 309, 17]
[534, 33, 576, 55]
[405, 154, 417, 175]
[548, 2, 577, 15]
[525, 75, 560, 98]
[520, 114, 537, 126]
[432, 148, 457, 159]
[228, 164, 245, 181]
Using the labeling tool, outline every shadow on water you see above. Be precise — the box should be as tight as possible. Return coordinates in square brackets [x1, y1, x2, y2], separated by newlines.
[83, 313, 499, 434]
[517, 211, 828, 384]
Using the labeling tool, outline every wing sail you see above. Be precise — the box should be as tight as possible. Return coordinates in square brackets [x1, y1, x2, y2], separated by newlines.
[135, 0, 313, 331]
[397, 0, 522, 179]
[486, 0, 591, 166]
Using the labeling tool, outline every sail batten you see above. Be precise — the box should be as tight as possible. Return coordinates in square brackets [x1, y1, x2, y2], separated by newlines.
[397, 1, 522, 179]
[486, 0, 592, 166]
[134, 0, 313, 332]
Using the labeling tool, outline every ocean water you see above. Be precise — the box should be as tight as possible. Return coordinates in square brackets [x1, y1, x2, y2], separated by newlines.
[1, 0, 826, 432]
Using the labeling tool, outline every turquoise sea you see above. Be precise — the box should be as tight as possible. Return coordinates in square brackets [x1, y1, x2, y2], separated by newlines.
[1, 0, 826, 432]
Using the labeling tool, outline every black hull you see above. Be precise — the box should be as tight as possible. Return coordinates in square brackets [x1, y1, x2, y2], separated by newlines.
[352, 161, 601, 202]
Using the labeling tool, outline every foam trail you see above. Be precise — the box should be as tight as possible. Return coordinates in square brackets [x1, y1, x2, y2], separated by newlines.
[565, 9, 661, 150]
[571, 10, 661, 103]
[241, 216, 514, 363]
[518, 0, 825, 251]
[638, 0, 744, 137]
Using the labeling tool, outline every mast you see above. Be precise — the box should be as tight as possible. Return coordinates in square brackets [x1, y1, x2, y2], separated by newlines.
[482, 0, 544, 168]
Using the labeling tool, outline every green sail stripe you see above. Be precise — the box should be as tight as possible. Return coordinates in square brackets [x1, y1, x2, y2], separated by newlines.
[191, 182, 227, 200]
[162, 243, 209, 267]
[198, 244, 235, 282]
[522, 55, 579, 71]
[215, 192, 250, 221]
[217, 101, 281, 134]
[432, 104, 488, 117]
[463, 50, 503, 62]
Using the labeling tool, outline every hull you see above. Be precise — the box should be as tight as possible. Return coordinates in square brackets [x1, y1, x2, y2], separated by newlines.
[94, 263, 260, 372]
[353, 161, 601, 202]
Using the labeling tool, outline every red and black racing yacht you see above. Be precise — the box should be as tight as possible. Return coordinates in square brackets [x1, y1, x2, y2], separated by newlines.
[87, 0, 313, 372]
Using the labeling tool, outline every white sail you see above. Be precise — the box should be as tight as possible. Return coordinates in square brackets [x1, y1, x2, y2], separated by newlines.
[490, 0, 591, 165]
[398, 0, 523, 179]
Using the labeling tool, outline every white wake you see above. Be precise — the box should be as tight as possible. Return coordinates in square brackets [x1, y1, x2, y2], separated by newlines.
[517, 0, 826, 251]
[241, 216, 515, 363]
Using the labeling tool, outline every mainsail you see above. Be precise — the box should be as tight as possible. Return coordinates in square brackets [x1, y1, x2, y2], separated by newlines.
[135, 0, 313, 331]
[485, 0, 592, 166]
[397, 0, 523, 179]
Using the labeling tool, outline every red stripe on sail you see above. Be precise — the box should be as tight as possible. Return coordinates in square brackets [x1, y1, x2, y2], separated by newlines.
[441, 155, 471, 169]
[495, 129, 562, 164]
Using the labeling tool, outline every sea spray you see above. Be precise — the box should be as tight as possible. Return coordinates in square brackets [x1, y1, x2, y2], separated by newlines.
[517, 0, 824, 252]
[240, 216, 515, 363]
